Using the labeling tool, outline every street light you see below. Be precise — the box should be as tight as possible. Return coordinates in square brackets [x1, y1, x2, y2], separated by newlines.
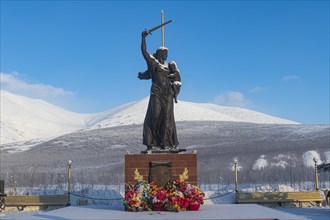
[313, 157, 319, 191]
[67, 160, 72, 206]
[234, 159, 238, 192]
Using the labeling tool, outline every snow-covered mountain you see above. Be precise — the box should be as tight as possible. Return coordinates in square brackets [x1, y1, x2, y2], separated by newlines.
[1, 90, 298, 145]
[85, 97, 298, 130]
[0, 90, 91, 144]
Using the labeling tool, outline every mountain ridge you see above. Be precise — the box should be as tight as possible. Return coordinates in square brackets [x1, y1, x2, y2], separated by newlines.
[84, 97, 299, 130]
[1, 90, 299, 145]
[0, 90, 91, 144]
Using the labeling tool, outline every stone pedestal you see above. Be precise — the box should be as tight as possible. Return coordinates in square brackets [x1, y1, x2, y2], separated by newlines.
[125, 153, 197, 187]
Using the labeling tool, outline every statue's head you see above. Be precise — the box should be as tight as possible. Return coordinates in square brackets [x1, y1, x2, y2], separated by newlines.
[155, 47, 168, 62]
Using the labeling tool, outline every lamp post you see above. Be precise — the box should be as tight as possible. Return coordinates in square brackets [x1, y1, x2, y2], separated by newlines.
[313, 157, 319, 191]
[234, 159, 238, 192]
[67, 160, 72, 206]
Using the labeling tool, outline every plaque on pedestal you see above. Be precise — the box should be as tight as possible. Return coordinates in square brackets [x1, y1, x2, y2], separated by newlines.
[149, 161, 172, 187]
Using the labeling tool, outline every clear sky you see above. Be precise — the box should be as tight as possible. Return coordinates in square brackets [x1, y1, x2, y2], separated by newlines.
[1, 0, 329, 124]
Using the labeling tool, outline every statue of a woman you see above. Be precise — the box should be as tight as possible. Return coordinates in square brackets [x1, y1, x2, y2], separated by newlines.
[138, 30, 180, 150]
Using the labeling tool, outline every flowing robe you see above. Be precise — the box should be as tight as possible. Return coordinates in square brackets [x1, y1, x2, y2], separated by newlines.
[139, 57, 179, 149]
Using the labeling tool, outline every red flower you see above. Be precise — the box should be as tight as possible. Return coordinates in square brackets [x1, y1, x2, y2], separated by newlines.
[180, 186, 187, 192]
[179, 197, 189, 209]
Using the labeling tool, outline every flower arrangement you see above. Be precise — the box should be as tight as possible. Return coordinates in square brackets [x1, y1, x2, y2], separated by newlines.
[123, 189, 143, 211]
[150, 183, 167, 203]
[123, 168, 205, 212]
[164, 179, 204, 211]
[184, 183, 205, 210]
[123, 179, 152, 211]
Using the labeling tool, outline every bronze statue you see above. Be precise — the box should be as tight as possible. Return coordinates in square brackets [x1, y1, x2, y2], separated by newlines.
[138, 21, 181, 151]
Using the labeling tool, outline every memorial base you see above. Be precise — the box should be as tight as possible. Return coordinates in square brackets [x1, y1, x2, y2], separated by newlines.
[125, 152, 197, 188]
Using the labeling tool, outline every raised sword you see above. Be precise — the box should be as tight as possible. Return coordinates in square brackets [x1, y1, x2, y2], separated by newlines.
[146, 20, 172, 35]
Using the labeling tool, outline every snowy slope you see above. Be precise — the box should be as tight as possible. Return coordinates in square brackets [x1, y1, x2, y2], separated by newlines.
[1, 91, 298, 145]
[85, 97, 299, 130]
[194, 103, 298, 124]
[0, 90, 91, 144]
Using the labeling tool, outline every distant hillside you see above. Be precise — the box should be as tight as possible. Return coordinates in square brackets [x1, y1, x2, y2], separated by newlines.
[1, 90, 298, 146]
[1, 121, 328, 185]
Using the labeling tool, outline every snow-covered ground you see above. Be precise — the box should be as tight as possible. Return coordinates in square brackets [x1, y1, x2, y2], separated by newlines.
[1, 183, 329, 220]
[4, 204, 328, 220]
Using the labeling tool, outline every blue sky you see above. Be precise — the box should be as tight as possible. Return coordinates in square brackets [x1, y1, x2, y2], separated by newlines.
[1, 0, 329, 124]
